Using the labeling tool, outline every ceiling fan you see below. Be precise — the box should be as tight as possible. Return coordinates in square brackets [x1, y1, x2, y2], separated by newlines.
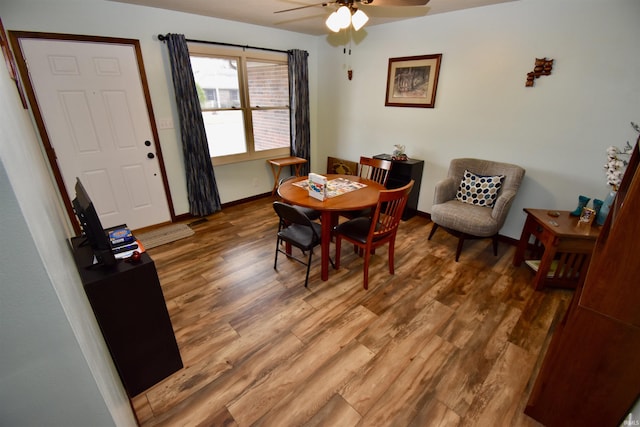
[275, 0, 430, 32]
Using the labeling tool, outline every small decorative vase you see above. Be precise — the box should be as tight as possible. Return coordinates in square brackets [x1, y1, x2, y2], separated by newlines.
[570, 195, 590, 216]
[596, 190, 616, 226]
[592, 199, 603, 218]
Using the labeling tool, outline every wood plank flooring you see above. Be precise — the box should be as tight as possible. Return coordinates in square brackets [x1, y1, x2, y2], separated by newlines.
[131, 197, 572, 426]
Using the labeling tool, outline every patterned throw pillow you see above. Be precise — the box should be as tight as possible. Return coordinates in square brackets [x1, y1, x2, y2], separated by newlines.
[456, 170, 504, 208]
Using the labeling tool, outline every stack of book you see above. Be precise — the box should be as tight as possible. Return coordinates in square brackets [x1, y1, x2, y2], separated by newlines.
[108, 226, 145, 259]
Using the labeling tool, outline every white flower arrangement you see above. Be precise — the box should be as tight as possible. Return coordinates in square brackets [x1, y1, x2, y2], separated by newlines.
[605, 145, 630, 190]
[604, 122, 639, 191]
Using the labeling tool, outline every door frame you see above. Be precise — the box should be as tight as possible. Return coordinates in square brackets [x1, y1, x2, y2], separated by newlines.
[8, 31, 176, 234]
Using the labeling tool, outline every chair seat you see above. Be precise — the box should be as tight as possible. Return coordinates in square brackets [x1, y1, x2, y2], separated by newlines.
[340, 207, 373, 220]
[297, 207, 321, 221]
[272, 201, 324, 288]
[431, 200, 498, 237]
[334, 217, 386, 244]
[278, 222, 322, 250]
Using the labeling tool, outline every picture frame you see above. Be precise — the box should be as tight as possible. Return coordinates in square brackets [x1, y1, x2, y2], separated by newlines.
[0, 18, 27, 108]
[385, 54, 442, 108]
[579, 207, 596, 226]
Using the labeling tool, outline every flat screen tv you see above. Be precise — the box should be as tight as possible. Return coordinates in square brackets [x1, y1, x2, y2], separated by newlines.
[72, 177, 116, 267]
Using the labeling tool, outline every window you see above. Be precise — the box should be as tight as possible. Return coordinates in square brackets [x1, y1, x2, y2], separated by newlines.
[188, 45, 290, 165]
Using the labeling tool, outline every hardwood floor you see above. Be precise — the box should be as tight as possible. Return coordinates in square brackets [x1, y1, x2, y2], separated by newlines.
[131, 197, 572, 426]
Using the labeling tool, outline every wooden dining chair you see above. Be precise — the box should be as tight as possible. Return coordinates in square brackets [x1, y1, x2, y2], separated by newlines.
[334, 180, 414, 290]
[358, 156, 392, 186]
[341, 156, 394, 220]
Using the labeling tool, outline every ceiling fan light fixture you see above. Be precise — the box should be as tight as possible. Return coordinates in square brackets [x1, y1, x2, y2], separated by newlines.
[336, 5, 351, 29]
[326, 11, 342, 32]
[351, 9, 369, 31]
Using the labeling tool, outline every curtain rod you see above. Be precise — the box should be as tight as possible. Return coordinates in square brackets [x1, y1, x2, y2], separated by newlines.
[157, 34, 289, 54]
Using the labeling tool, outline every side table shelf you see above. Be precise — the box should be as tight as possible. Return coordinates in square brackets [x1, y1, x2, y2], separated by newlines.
[513, 208, 600, 290]
[524, 257, 588, 282]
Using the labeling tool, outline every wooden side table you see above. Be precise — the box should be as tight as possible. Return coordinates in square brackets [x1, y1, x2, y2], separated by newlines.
[513, 208, 601, 290]
[267, 156, 307, 196]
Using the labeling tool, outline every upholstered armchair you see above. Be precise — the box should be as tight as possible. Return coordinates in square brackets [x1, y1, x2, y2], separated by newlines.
[428, 158, 525, 261]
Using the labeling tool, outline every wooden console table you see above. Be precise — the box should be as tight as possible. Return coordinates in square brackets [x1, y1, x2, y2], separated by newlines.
[267, 156, 307, 196]
[513, 208, 600, 290]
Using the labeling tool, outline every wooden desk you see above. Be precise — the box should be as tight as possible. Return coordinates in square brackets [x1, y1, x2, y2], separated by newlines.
[513, 208, 601, 290]
[278, 174, 385, 281]
[268, 156, 307, 195]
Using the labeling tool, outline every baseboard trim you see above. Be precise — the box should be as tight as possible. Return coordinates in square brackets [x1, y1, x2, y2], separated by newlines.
[172, 193, 272, 224]
[222, 192, 272, 208]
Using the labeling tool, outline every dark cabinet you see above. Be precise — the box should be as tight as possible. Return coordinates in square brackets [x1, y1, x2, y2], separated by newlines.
[374, 154, 424, 220]
[71, 237, 182, 397]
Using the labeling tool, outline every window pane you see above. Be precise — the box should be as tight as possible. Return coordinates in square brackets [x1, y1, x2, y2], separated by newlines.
[191, 56, 241, 109]
[252, 109, 290, 152]
[202, 110, 246, 157]
[247, 61, 289, 108]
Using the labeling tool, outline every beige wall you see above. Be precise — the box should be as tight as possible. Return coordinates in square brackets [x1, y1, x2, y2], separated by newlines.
[0, 0, 639, 423]
[1, 0, 320, 215]
[4, 0, 639, 239]
[316, 0, 640, 238]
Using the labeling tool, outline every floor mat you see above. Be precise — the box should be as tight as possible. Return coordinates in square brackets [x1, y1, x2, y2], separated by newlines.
[136, 224, 194, 249]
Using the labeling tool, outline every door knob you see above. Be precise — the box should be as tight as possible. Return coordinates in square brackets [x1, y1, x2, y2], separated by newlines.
[144, 140, 152, 146]
[147, 153, 155, 159]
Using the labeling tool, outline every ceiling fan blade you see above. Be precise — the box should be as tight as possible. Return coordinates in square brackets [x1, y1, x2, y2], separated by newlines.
[366, 0, 429, 6]
[274, 2, 332, 14]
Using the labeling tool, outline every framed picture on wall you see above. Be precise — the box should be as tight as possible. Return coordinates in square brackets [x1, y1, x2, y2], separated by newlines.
[385, 54, 442, 108]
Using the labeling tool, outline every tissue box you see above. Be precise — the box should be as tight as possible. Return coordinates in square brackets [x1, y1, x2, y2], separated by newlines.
[308, 173, 327, 201]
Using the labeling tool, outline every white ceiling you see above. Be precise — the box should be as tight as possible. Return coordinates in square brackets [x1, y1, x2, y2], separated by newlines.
[108, 0, 516, 36]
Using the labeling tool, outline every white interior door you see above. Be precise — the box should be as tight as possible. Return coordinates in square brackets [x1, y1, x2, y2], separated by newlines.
[19, 38, 171, 230]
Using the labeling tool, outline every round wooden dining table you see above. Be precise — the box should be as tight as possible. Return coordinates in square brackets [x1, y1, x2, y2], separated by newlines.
[277, 174, 385, 281]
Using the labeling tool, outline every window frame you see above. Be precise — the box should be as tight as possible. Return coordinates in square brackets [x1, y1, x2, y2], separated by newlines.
[187, 44, 290, 166]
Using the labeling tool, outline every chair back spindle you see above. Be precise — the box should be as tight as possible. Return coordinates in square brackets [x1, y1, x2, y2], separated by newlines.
[358, 156, 392, 187]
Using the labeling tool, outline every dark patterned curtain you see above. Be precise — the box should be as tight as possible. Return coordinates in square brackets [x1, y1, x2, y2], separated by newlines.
[288, 49, 311, 176]
[164, 33, 222, 216]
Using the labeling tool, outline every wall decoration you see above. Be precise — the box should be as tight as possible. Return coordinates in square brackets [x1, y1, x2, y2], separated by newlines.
[385, 54, 442, 108]
[525, 57, 554, 87]
[578, 207, 596, 227]
[0, 18, 27, 108]
[326, 156, 357, 175]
